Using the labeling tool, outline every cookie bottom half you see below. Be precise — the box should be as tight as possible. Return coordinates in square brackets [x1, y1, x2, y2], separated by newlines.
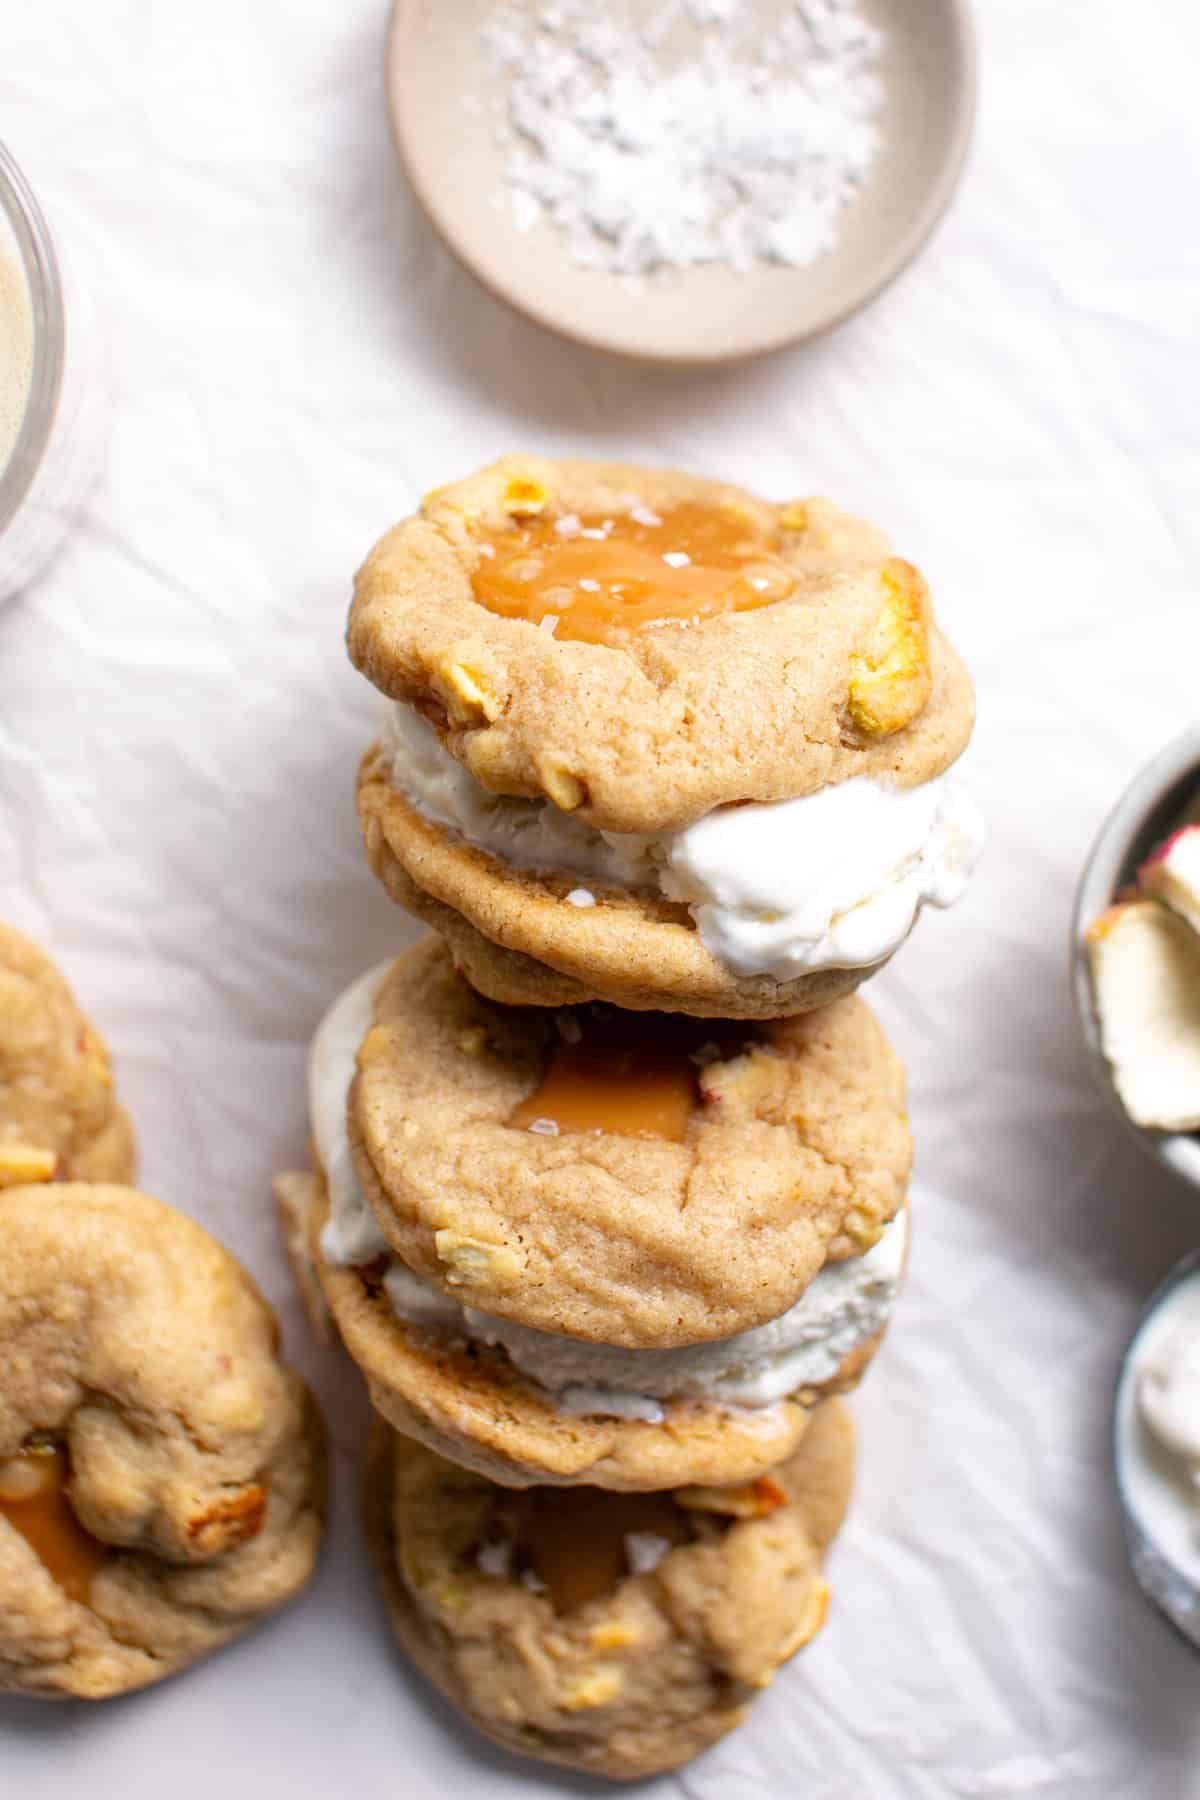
[358, 757, 882, 1020]
[364, 1401, 854, 1781]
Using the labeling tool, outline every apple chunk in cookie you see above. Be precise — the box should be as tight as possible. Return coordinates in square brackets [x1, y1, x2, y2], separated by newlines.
[1087, 900, 1200, 1131]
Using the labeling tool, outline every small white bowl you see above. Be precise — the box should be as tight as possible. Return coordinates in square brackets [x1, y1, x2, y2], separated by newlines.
[1071, 730, 1200, 1194]
[1114, 1249, 1200, 1653]
[386, 0, 977, 363]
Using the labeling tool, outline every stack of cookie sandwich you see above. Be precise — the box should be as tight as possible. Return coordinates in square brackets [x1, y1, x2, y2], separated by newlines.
[278, 457, 980, 1780]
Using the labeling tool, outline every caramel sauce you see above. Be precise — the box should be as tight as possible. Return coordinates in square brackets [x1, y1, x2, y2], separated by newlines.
[0, 1444, 110, 1605]
[504, 1487, 692, 1614]
[470, 503, 794, 645]
[509, 1012, 758, 1143]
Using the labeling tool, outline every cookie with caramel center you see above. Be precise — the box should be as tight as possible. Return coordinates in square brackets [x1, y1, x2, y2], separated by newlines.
[363, 1403, 854, 1780]
[349, 938, 911, 1348]
[348, 455, 974, 836]
[0, 1183, 326, 1699]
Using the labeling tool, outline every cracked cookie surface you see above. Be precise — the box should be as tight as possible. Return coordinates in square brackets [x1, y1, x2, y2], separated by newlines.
[348, 456, 974, 836]
[0, 924, 136, 1188]
[363, 1401, 854, 1780]
[0, 1183, 326, 1698]
[350, 938, 910, 1347]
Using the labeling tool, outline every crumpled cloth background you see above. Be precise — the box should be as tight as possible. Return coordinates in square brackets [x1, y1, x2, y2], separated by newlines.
[2, 2, 1200, 1795]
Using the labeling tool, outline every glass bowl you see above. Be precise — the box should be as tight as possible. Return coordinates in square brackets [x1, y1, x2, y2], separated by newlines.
[0, 140, 104, 600]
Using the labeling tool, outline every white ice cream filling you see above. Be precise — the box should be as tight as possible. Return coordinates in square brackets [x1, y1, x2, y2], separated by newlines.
[311, 967, 907, 1424]
[384, 704, 983, 979]
[310, 963, 392, 1268]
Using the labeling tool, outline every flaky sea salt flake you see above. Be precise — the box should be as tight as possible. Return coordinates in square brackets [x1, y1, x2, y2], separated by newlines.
[625, 1531, 674, 1574]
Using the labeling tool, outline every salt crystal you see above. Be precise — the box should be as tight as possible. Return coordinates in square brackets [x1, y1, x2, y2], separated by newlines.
[662, 551, 690, 568]
[510, 188, 542, 234]
[630, 504, 663, 527]
[578, 577, 600, 591]
[625, 1531, 673, 1575]
[565, 887, 596, 907]
[538, 613, 560, 634]
[528, 1117, 561, 1136]
[687, 0, 739, 21]
[477, 1540, 513, 1577]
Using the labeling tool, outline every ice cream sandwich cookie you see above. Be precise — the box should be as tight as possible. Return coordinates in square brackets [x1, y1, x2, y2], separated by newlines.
[351, 457, 980, 1016]
[278, 958, 906, 1489]
[336, 939, 911, 1348]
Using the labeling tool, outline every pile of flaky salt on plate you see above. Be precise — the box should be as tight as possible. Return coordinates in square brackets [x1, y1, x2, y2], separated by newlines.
[479, 0, 885, 281]
[1088, 826, 1200, 1131]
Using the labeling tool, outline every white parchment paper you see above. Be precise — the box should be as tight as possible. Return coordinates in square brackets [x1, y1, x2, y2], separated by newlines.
[2, 2, 1200, 1795]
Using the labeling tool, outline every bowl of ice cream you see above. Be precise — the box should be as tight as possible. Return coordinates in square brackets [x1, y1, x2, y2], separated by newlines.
[1072, 730, 1200, 1192]
[1114, 1249, 1200, 1651]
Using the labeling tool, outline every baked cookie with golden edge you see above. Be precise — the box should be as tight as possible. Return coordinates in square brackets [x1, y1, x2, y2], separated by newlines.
[284, 1162, 895, 1492]
[364, 1401, 854, 1780]
[349, 457, 973, 832]
[347, 937, 910, 1348]
[351, 457, 981, 1018]
[0, 924, 136, 1189]
[0, 1184, 326, 1699]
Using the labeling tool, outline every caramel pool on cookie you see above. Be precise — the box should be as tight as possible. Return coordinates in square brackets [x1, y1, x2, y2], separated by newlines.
[471, 502, 794, 644]
[508, 1010, 759, 1143]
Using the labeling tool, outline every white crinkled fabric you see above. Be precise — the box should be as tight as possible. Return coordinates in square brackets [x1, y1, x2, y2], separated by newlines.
[3, 1, 1200, 1793]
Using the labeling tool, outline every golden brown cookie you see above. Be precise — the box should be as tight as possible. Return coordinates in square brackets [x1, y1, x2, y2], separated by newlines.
[291, 1166, 889, 1491]
[349, 937, 910, 1347]
[364, 1400, 855, 1780]
[348, 456, 974, 834]
[0, 1184, 326, 1699]
[0, 925, 136, 1188]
